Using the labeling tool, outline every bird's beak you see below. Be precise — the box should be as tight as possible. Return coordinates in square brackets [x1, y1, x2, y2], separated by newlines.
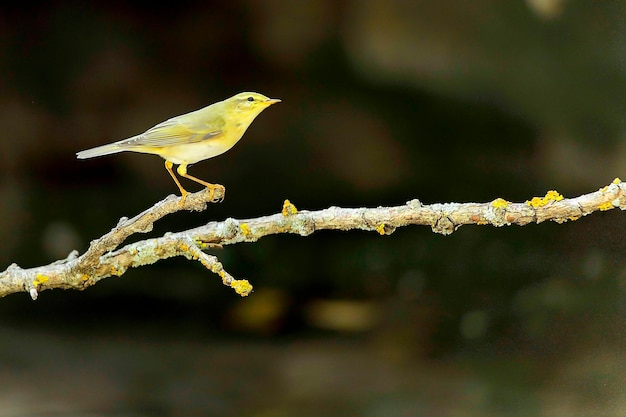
[266, 98, 281, 105]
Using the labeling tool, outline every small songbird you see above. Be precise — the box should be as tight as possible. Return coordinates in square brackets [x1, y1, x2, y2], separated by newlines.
[77, 92, 281, 203]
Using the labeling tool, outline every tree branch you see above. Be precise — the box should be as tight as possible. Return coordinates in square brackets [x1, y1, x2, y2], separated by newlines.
[2, 179, 625, 300]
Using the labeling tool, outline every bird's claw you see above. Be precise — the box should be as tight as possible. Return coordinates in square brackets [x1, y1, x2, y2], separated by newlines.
[207, 184, 226, 203]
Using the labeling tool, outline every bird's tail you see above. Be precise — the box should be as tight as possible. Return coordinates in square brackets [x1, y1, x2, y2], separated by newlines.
[76, 143, 125, 159]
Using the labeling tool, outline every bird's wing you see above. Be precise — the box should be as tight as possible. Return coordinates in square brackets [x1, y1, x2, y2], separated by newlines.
[118, 116, 225, 149]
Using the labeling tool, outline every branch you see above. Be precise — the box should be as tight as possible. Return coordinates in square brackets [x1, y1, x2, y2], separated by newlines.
[2, 179, 625, 300]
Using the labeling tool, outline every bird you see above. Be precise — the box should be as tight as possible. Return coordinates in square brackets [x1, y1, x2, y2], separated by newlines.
[76, 92, 281, 204]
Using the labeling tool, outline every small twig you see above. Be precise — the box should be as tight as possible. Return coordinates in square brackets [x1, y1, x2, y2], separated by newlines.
[181, 237, 252, 296]
[1, 179, 624, 300]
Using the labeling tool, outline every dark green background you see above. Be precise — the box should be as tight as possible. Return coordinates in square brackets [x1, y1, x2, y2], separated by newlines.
[1, 1, 625, 415]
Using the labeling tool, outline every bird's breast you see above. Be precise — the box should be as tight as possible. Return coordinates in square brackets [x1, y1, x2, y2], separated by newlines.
[157, 140, 236, 165]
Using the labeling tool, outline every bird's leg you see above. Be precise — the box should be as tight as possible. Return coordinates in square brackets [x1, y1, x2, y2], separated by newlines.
[176, 164, 225, 202]
[165, 160, 189, 205]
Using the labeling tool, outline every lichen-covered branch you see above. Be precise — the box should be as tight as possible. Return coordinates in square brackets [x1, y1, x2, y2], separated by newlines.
[1, 179, 625, 300]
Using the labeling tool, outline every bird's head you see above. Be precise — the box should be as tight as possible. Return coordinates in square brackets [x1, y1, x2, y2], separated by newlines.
[230, 92, 281, 113]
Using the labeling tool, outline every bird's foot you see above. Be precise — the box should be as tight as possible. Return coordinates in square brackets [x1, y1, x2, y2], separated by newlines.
[206, 184, 226, 203]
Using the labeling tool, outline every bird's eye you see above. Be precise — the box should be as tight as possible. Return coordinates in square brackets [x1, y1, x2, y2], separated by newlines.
[247, 96, 254, 102]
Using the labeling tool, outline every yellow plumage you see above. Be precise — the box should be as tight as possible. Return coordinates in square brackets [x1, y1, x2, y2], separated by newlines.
[77, 92, 280, 202]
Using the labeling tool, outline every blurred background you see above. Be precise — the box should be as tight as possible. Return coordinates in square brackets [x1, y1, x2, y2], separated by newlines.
[1, 0, 625, 415]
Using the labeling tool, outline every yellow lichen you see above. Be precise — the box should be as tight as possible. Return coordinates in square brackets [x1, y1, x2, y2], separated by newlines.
[282, 199, 298, 216]
[80, 274, 89, 281]
[545, 190, 563, 201]
[376, 223, 387, 235]
[33, 273, 49, 286]
[526, 190, 564, 208]
[240, 223, 251, 237]
[491, 198, 510, 208]
[110, 266, 123, 276]
[231, 279, 253, 297]
[598, 202, 614, 211]
[613, 177, 621, 184]
[194, 240, 212, 250]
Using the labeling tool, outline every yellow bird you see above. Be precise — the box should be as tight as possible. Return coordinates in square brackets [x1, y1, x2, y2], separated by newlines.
[77, 92, 280, 203]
